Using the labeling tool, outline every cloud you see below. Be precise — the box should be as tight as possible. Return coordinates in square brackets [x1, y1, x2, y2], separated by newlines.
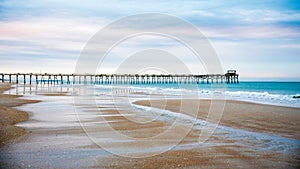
[201, 25, 300, 40]
[0, 17, 109, 61]
[223, 9, 300, 24]
[0, 0, 299, 80]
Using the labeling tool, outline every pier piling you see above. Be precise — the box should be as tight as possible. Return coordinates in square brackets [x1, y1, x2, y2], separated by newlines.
[0, 70, 239, 85]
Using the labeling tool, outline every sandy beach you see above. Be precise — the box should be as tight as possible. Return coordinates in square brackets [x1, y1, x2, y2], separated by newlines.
[93, 100, 300, 168]
[125, 99, 300, 168]
[134, 99, 300, 140]
[0, 84, 299, 168]
[0, 84, 40, 147]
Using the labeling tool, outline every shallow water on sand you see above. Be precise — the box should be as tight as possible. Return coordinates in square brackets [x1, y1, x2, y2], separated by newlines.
[0, 84, 299, 168]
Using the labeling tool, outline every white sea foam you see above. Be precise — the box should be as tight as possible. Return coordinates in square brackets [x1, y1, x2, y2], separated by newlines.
[225, 90, 300, 108]
[93, 83, 300, 107]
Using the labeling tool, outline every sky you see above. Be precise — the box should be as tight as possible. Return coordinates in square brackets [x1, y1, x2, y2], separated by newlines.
[0, 0, 300, 81]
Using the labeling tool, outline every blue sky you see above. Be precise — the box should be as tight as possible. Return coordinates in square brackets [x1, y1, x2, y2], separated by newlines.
[0, 0, 300, 81]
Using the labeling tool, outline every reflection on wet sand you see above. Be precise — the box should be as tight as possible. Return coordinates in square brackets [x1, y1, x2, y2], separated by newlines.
[0, 84, 299, 168]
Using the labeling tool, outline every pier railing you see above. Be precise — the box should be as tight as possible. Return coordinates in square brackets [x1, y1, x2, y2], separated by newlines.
[0, 73, 239, 85]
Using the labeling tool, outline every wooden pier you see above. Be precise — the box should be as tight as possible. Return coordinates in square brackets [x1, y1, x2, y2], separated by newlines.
[0, 71, 238, 85]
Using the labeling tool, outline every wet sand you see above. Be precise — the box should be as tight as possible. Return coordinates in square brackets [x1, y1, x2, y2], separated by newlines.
[134, 99, 300, 140]
[38, 92, 68, 96]
[0, 84, 39, 147]
[96, 146, 297, 169]
[0, 85, 299, 168]
[93, 100, 300, 168]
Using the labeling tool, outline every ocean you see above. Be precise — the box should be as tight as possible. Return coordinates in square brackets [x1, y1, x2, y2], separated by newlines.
[221, 82, 300, 107]
[92, 81, 300, 108]
[9, 81, 300, 108]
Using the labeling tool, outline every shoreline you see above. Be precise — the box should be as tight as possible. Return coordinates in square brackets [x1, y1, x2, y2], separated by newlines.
[1, 84, 299, 168]
[134, 99, 300, 140]
[224, 97, 300, 109]
[0, 83, 40, 147]
[95, 98, 300, 168]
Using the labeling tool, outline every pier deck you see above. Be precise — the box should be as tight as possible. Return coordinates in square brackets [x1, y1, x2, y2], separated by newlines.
[0, 71, 238, 85]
